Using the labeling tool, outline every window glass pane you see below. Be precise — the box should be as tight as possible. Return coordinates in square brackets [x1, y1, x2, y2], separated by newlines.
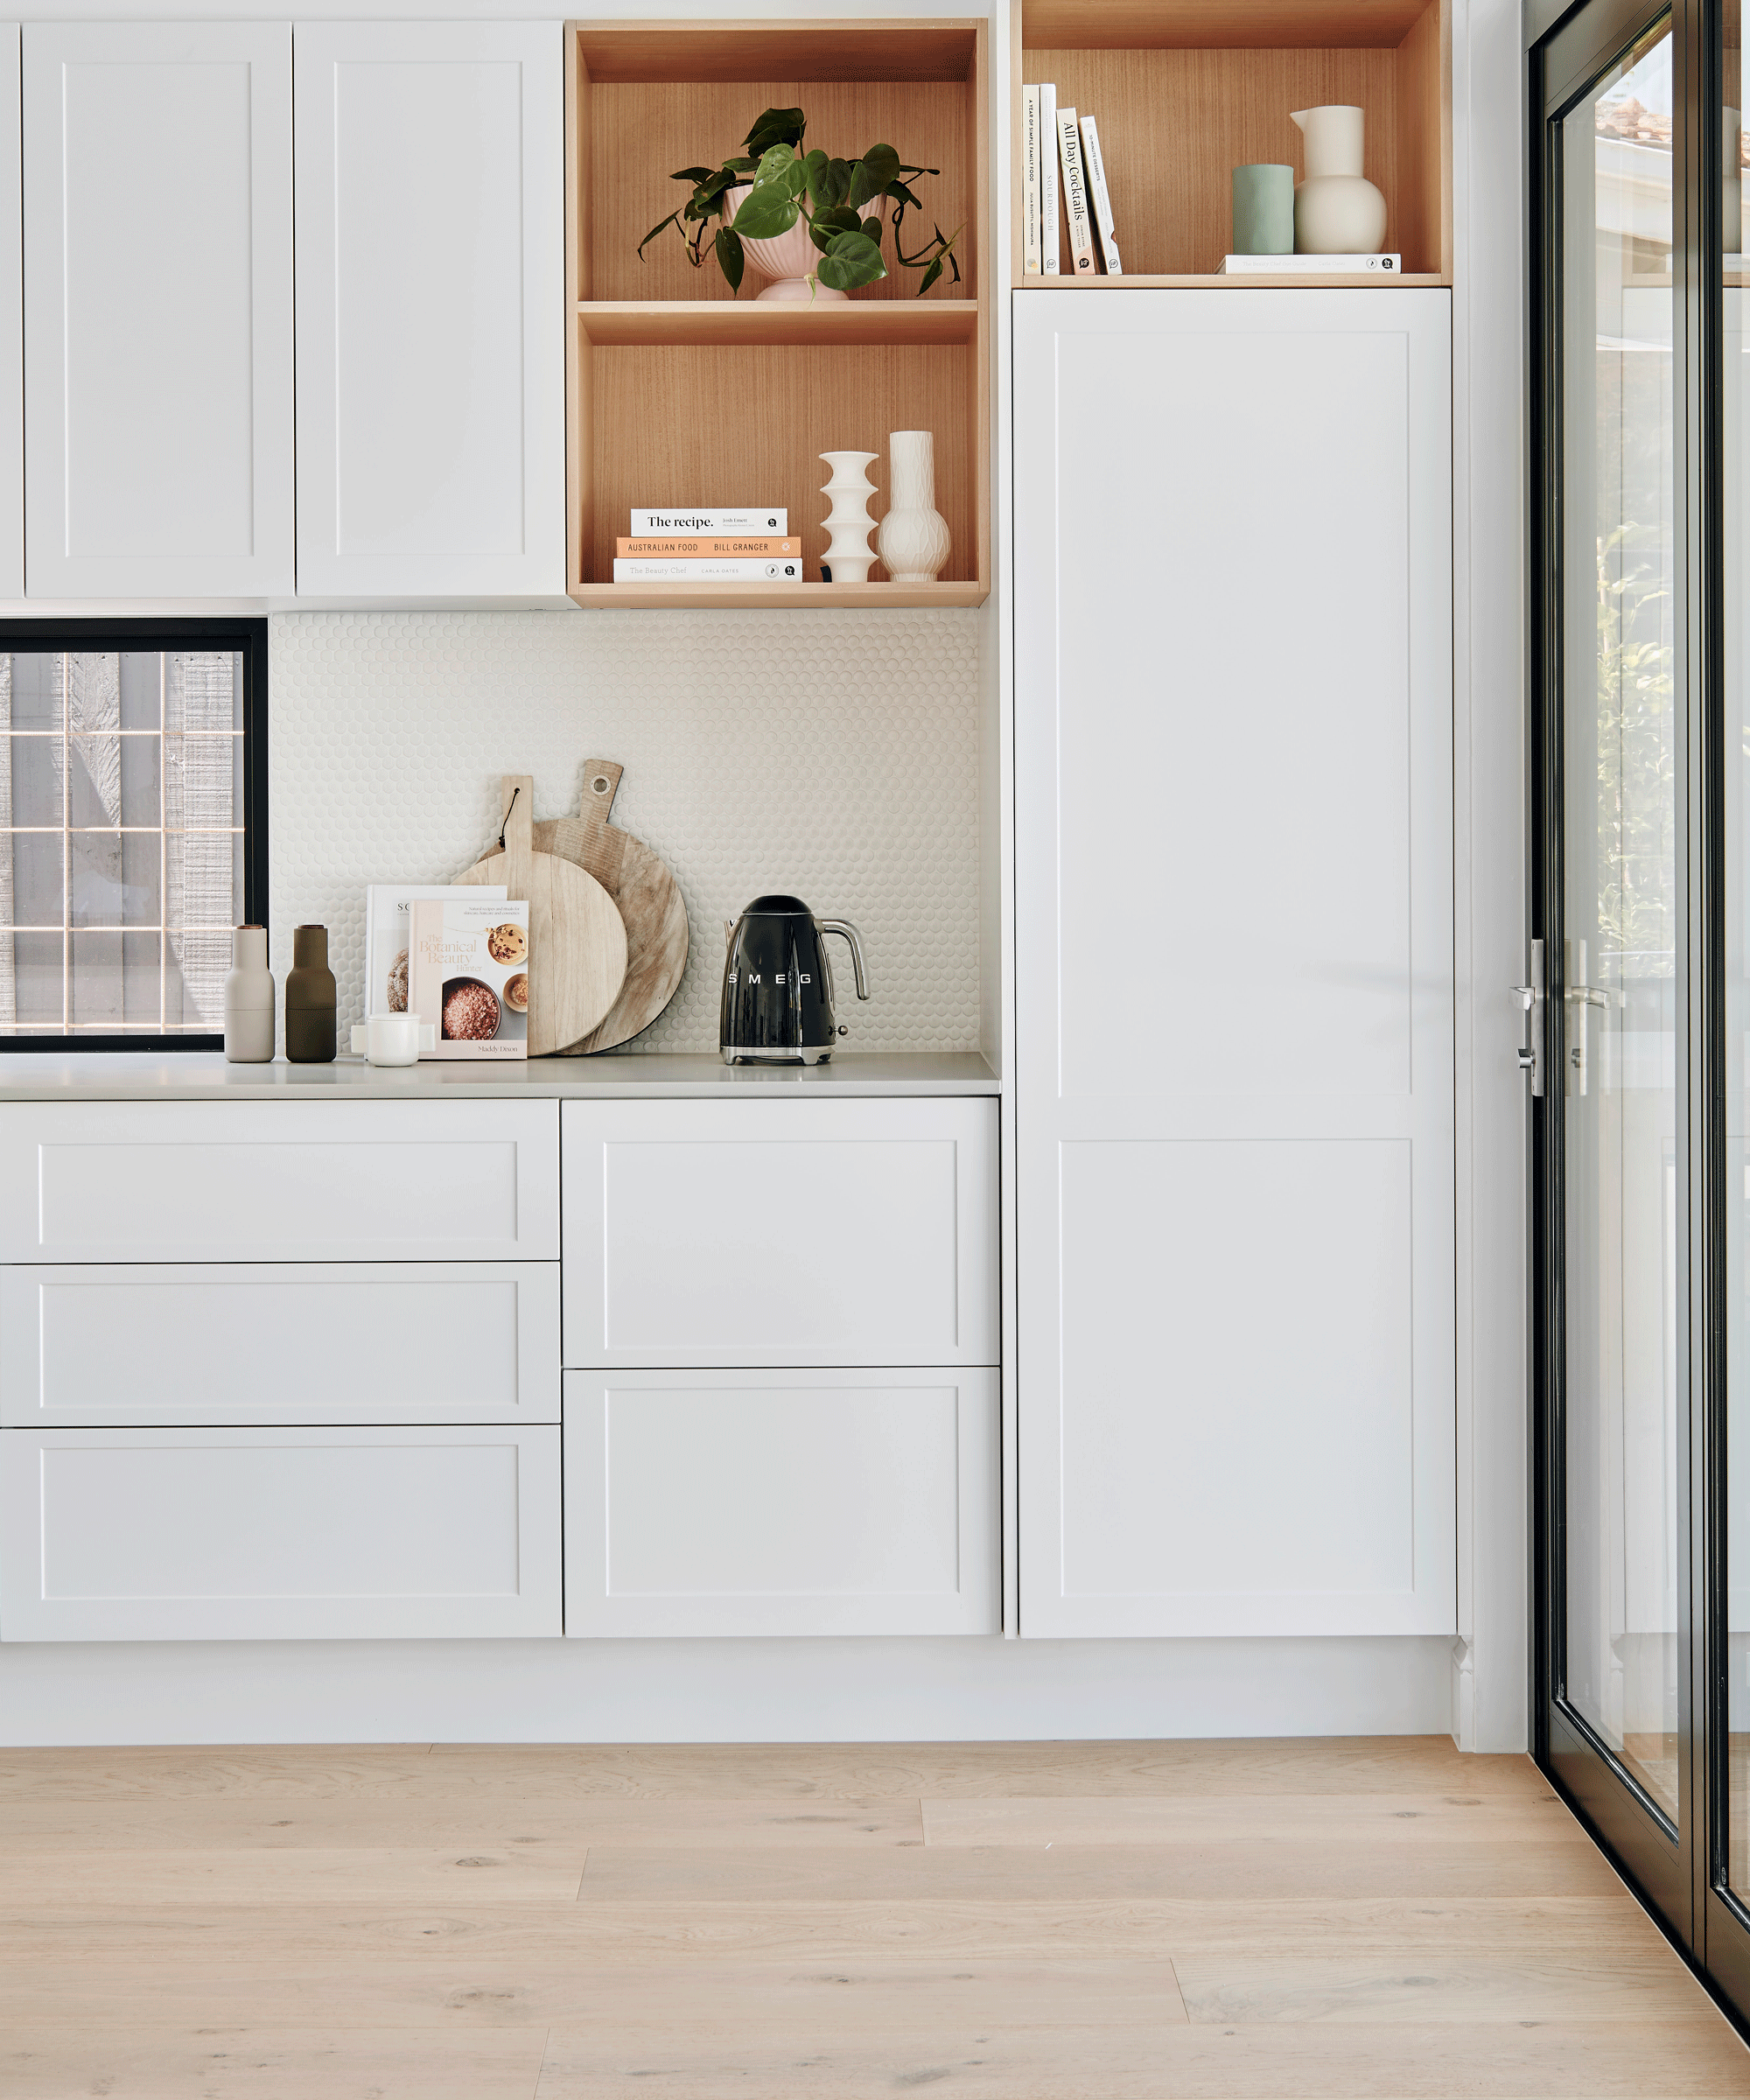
[0, 648, 247, 1038]
[1560, 19, 1680, 1823]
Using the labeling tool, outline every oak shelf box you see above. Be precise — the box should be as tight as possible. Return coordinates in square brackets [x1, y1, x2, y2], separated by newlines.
[1015, 0, 1451, 284]
[565, 19, 991, 609]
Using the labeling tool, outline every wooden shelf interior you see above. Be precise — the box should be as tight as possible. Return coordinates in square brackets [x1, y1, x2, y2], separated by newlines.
[575, 24, 983, 305]
[566, 20, 991, 606]
[578, 332, 978, 589]
[1016, 0, 1449, 280]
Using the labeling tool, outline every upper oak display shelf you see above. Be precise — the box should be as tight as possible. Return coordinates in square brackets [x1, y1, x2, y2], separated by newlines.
[1014, 0, 1451, 284]
[565, 19, 991, 610]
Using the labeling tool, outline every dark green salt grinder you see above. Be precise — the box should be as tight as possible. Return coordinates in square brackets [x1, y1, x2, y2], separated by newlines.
[285, 924, 337, 1062]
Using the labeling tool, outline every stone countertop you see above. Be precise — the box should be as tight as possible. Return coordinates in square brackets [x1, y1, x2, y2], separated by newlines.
[0, 1050, 1000, 1102]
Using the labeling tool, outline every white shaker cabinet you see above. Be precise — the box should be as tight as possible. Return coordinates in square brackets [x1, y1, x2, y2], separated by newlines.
[293, 21, 565, 599]
[0, 28, 21, 600]
[1013, 290, 1456, 1639]
[22, 24, 295, 598]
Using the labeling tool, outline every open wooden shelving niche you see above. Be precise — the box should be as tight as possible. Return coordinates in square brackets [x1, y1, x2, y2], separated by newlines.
[566, 19, 990, 610]
[1014, 0, 1451, 284]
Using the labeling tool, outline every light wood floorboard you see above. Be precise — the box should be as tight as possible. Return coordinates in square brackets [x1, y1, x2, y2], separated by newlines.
[0, 1736, 1743, 2098]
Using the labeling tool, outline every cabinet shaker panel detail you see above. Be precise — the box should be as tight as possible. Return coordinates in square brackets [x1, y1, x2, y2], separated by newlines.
[294, 20, 564, 598]
[1013, 290, 1456, 1640]
[0, 28, 22, 599]
[0, 1424, 562, 1641]
[560, 1098, 998, 1368]
[0, 1263, 560, 1427]
[23, 23, 295, 597]
[564, 1368, 999, 1636]
[0, 1102, 559, 1264]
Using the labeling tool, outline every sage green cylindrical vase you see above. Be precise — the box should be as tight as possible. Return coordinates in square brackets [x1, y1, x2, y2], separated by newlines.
[1231, 164, 1295, 256]
[285, 924, 337, 1064]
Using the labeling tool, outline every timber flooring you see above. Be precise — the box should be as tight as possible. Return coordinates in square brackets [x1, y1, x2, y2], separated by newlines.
[0, 1735, 1745, 2097]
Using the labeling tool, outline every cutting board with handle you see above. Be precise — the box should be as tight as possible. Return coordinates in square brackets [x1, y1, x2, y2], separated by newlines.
[533, 759, 690, 1056]
[458, 774, 628, 1056]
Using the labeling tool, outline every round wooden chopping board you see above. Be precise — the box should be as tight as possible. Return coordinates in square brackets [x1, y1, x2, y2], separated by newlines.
[532, 760, 690, 1056]
[458, 774, 627, 1057]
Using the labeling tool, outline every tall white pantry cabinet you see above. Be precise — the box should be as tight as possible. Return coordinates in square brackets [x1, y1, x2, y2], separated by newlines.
[1012, 290, 1457, 1639]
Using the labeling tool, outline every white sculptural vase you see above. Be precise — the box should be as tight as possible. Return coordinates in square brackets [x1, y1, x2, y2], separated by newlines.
[1290, 105, 1388, 256]
[876, 430, 951, 584]
[728, 186, 849, 302]
[819, 451, 878, 584]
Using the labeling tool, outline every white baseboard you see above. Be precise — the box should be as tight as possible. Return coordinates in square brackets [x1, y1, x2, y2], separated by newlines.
[0, 1633, 1458, 1746]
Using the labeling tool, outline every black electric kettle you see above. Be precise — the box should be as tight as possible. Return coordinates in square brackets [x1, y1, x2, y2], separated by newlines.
[720, 895, 870, 1065]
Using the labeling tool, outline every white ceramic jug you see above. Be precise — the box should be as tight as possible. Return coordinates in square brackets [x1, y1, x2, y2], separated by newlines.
[1290, 105, 1387, 256]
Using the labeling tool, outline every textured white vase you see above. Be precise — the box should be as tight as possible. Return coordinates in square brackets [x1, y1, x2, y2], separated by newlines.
[728, 186, 848, 302]
[1290, 106, 1388, 256]
[876, 430, 950, 584]
[819, 451, 878, 583]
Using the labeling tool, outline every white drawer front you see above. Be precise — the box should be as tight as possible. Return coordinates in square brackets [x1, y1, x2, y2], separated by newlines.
[0, 1101, 559, 1262]
[0, 1424, 561, 1640]
[560, 1099, 998, 1368]
[0, 1263, 559, 1426]
[563, 1368, 998, 1636]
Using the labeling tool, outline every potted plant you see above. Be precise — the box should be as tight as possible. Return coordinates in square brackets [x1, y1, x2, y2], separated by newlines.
[638, 106, 962, 301]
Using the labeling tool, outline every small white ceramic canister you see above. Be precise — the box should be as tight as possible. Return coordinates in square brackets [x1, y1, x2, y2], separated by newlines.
[350, 1013, 436, 1067]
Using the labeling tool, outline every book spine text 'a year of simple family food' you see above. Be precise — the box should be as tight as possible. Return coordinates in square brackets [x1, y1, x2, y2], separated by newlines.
[1022, 86, 1042, 274]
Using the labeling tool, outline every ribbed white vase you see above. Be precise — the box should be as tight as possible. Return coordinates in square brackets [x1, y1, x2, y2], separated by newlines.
[876, 430, 950, 584]
[819, 452, 878, 583]
[728, 186, 848, 301]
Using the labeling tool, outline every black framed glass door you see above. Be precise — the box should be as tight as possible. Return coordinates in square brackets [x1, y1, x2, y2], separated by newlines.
[1532, 0, 1750, 2012]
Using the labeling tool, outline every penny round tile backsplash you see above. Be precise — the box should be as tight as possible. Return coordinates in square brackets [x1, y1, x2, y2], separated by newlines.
[269, 608, 983, 1055]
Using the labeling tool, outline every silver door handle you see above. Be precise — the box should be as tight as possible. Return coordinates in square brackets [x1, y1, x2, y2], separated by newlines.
[1564, 985, 1610, 1010]
[1516, 939, 1546, 1096]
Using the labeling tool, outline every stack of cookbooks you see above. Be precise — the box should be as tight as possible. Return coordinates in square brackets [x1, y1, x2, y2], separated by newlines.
[1020, 88, 1120, 276]
[613, 508, 802, 583]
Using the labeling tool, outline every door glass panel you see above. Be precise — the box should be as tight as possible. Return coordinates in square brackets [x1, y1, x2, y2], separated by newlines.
[1561, 19, 1680, 1822]
[1724, 19, 1750, 1899]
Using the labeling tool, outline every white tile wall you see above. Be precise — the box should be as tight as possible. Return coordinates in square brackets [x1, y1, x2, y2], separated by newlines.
[269, 609, 981, 1054]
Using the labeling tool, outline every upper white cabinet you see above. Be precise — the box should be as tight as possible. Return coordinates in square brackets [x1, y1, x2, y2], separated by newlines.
[1013, 290, 1456, 1641]
[0, 28, 21, 600]
[293, 20, 564, 599]
[22, 24, 295, 598]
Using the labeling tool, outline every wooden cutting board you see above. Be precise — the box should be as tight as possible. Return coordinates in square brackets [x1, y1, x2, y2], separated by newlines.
[458, 774, 628, 1056]
[533, 759, 690, 1056]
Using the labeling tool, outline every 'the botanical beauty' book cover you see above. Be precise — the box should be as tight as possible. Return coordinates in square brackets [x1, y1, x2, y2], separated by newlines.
[365, 883, 506, 1020]
[408, 898, 530, 1060]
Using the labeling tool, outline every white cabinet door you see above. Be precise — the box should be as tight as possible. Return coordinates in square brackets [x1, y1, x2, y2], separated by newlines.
[564, 1368, 999, 1636]
[0, 28, 22, 600]
[0, 1423, 562, 1640]
[22, 24, 294, 598]
[1014, 290, 1456, 1639]
[0, 1262, 559, 1427]
[0, 1100, 559, 1263]
[560, 1098, 998, 1368]
[293, 21, 564, 598]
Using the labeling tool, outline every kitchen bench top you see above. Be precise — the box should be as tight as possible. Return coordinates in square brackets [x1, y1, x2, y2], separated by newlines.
[0, 1050, 1000, 1102]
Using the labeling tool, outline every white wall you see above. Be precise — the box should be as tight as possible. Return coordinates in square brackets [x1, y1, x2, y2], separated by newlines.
[269, 608, 983, 1056]
[1453, 0, 1531, 1754]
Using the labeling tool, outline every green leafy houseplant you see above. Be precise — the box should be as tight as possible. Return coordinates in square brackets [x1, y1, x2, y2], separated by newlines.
[638, 106, 962, 297]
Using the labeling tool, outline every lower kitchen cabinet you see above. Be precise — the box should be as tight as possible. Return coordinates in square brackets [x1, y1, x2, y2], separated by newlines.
[563, 1368, 999, 1636]
[560, 1098, 998, 1369]
[0, 1424, 562, 1641]
[0, 1263, 560, 1427]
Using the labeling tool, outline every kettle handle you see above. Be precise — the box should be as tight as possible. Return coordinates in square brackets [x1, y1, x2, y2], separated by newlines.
[816, 919, 871, 1001]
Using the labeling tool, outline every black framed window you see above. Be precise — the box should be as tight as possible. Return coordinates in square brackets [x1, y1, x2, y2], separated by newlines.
[0, 620, 267, 1048]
